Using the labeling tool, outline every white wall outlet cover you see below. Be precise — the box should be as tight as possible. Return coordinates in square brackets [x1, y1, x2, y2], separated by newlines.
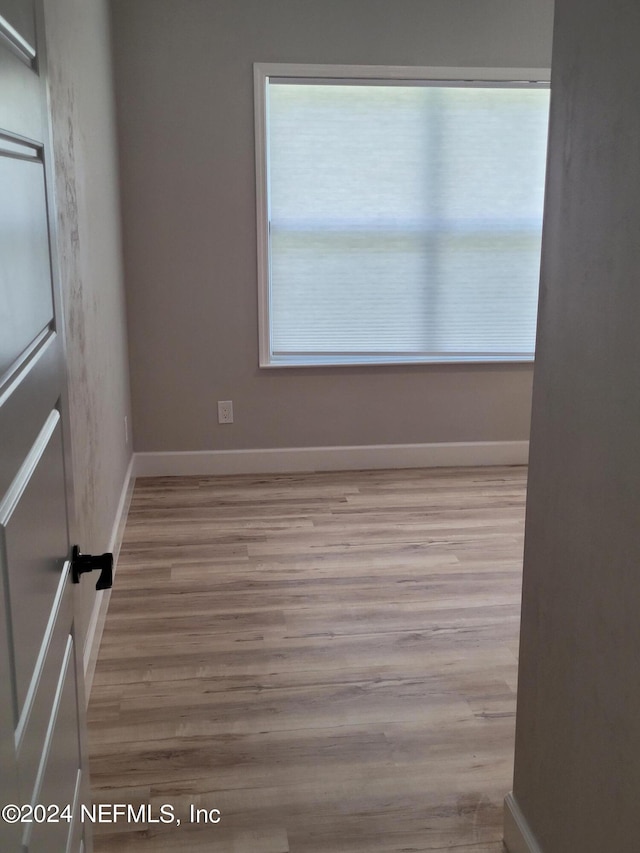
[218, 400, 234, 423]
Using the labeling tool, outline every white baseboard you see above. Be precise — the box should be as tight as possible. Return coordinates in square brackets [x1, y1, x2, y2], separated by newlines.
[83, 453, 135, 699]
[504, 792, 543, 853]
[133, 440, 529, 478]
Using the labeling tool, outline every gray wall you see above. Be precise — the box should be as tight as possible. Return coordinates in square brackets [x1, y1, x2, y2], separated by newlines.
[44, 0, 131, 649]
[512, 1, 640, 849]
[110, 0, 554, 453]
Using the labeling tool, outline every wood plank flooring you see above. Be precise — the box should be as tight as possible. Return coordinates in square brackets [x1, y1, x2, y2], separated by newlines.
[87, 466, 526, 852]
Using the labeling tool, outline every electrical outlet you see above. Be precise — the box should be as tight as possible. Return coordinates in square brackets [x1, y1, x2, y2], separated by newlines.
[218, 400, 234, 424]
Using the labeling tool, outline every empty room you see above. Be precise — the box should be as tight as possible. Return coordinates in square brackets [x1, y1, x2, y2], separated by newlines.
[2, 1, 639, 852]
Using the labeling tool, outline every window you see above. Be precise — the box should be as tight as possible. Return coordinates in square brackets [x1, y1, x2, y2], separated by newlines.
[254, 64, 550, 367]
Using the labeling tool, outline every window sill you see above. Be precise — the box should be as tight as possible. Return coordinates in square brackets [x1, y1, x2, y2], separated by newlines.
[260, 354, 535, 368]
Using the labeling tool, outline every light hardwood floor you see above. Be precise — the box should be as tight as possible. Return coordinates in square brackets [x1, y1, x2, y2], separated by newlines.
[87, 466, 526, 852]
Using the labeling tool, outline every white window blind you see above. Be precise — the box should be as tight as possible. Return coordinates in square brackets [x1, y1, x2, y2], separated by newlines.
[255, 66, 550, 366]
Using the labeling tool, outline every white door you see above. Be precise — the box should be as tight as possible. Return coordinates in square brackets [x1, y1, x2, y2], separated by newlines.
[1, 2, 93, 851]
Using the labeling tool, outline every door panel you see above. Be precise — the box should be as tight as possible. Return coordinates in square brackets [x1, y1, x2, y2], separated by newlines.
[2, 412, 68, 712]
[0, 17, 40, 142]
[0, 2, 92, 851]
[0, 0, 35, 51]
[15, 563, 72, 818]
[0, 153, 54, 376]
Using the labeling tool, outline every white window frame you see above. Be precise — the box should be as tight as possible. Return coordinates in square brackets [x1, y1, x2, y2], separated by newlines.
[254, 63, 551, 368]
